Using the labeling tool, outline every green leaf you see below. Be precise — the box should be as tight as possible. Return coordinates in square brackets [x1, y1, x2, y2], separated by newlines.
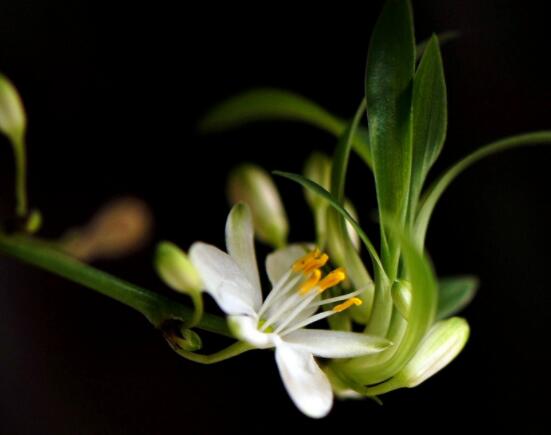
[365, 0, 415, 277]
[273, 170, 386, 279]
[437, 276, 478, 320]
[198, 88, 342, 134]
[198, 87, 372, 167]
[415, 131, 551, 247]
[409, 34, 447, 218]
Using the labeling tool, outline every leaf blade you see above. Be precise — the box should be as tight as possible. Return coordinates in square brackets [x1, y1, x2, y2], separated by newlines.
[437, 276, 478, 320]
[409, 34, 447, 217]
[365, 0, 416, 276]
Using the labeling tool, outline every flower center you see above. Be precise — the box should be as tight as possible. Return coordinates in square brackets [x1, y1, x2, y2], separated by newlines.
[258, 249, 363, 335]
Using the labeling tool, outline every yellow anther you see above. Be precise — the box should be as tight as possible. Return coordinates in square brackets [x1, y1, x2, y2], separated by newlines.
[292, 249, 320, 273]
[298, 269, 322, 295]
[333, 297, 363, 313]
[292, 249, 329, 274]
[302, 253, 329, 274]
[317, 267, 347, 293]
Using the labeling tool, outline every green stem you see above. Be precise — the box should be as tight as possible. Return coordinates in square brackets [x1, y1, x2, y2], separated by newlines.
[12, 135, 27, 217]
[0, 234, 230, 336]
[188, 291, 204, 328]
[172, 341, 254, 365]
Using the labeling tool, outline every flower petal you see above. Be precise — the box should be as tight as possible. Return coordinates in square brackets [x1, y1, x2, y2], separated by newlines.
[225, 203, 262, 310]
[227, 315, 276, 349]
[275, 341, 333, 419]
[283, 329, 391, 358]
[265, 243, 311, 286]
[189, 242, 258, 316]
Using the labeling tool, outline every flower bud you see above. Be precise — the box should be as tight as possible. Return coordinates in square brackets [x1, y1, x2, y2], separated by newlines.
[303, 152, 331, 209]
[155, 241, 203, 294]
[61, 197, 153, 261]
[25, 209, 43, 234]
[164, 324, 203, 352]
[227, 164, 288, 248]
[327, 201, 361, 267]
[396, 317, 470, 387]
[391, 279, 412, 320]
[0, 74, 26, 141]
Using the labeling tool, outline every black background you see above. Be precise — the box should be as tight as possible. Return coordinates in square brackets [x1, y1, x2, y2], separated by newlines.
[1, 0, 550, 433]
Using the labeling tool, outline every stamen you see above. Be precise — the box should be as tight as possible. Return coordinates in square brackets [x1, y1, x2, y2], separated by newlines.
[292, 249, 320, 273]
[317, 267, 347, 293]
[302, 254, 329, 274]
[292, 249, 329, 274]
[333, 297, 362, 312]
[298, 269, 322, 295]
[312, 288, 364, 308]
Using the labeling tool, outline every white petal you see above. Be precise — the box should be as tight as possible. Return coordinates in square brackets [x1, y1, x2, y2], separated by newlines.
[283, 329, 391, 359]
[275, 341, 333, 419]
[227, 315, 276, 349]
[189, 242, 258, 316]
[265, 244, 311, 286]
[225, 204, 262, 310]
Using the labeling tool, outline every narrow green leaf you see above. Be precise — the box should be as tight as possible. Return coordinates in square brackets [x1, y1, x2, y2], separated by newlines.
[365, 0, 416, 277]
[198, 87, 372, 167]
[437, 276, 478, 320]
[273, 171, 386, 278]
[409, 34, 447, 218]
[198, 88, 342, 134]
[415, 131, 551, 247]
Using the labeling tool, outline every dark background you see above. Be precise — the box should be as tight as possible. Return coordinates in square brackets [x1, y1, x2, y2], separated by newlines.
[0, 0, 550, 433]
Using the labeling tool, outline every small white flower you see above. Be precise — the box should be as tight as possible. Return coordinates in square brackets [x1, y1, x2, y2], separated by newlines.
[189, 203, 390, 418]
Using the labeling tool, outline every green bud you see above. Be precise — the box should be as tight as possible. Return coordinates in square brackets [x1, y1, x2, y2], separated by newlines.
[327, 201, 361, 266]
[303, 152, 331, 209]
[164, 323, 203, 352]
[25, 209, 43, 234]
[175, 328, 203, 352]
[391, 279, 412, 320]
[227, 164, 288, 248]
[155, 241, 203, 294]
[396, 317, 470, 388]
[0, 74, 26, 141]
[343, 199, 360, 250]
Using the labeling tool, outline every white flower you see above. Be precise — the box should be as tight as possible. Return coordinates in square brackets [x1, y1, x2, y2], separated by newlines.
[189, 203, 390, 418]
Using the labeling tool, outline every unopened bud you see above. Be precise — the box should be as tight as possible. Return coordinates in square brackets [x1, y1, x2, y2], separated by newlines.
[397, 317, 470, 387]
[227, 164, 288, 248]
[62, 197, 153, 261]
[155, 241, 202, 294]
[164, 323, 203, 352]
[392, 280, 412, 320]
[0, 74, 26, 141]
[25, 209, 43, 234]
[327, 201, 361, 266]
[303, 152, 331, 209]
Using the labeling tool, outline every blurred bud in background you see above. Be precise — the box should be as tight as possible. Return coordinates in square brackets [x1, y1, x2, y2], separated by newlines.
[0, 73, 26, 142]
[227, 164, 288, 248]
[61, 197, 153, 262]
